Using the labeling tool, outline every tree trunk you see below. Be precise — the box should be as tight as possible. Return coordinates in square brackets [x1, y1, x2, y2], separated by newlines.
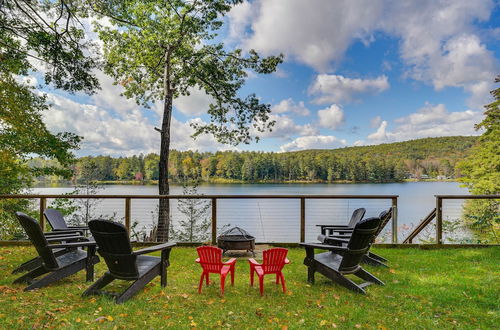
[156, 91, 173, 241]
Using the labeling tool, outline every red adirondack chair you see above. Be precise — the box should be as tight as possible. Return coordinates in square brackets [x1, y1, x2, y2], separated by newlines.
[195, 246, 236, 295]
[248, 248, 290, 296]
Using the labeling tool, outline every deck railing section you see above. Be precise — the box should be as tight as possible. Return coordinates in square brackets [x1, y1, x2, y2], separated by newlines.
[403, 195, 499, 244]
[0, 194, 398, 244]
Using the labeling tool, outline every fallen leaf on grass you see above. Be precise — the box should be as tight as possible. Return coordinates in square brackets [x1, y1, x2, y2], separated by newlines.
[389, 269, 396, 274]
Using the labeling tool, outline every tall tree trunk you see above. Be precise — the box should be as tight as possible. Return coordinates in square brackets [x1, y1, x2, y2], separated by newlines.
[157, 92, 173, 241]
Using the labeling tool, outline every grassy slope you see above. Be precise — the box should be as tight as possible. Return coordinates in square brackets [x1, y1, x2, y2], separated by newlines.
[0, 246, 498, 329]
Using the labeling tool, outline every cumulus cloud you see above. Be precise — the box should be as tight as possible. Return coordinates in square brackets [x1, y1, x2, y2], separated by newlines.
[280, 135, 347, 152]
[43, 92, 233, 156]
[256, 114, 319, 139]
[317, 104, 345, 130]
[271, 98, 310, 116]
[174, 86, 214, 116]
[367, 103, 483, 144]
[231, 0, 497, 108]
[309, 74, 389, 104]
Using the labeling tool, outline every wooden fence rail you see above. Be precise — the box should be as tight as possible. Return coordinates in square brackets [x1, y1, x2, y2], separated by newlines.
[0, 194, 398, 244]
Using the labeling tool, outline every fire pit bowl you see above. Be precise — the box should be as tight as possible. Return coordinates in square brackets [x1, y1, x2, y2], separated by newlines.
[217, 226, 255, 256]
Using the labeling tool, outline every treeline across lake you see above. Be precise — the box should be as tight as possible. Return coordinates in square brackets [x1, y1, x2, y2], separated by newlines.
[32, 136, 478, 184]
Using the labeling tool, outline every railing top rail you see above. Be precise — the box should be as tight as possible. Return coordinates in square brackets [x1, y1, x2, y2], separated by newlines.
[435, 195, 500, 199]
[0, 194, 398, 199]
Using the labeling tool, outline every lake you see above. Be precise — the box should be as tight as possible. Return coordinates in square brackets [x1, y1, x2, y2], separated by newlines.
[32, 182, 469, 243]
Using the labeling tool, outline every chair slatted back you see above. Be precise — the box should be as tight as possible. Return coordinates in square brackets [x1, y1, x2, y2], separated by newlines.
[44, 209, 69, 230]
[347, 208, 366, 227]
[262, 248, 288, 273]
[339, 216, 382, 272]
[15, 212, 59, 270]
[88, 220, 138, 280]
[197, 246, 224, 273]
[374, 208, 393, 238]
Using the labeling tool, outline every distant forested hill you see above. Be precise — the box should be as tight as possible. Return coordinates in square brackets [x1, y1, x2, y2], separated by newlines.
[32, 136, 478, 183]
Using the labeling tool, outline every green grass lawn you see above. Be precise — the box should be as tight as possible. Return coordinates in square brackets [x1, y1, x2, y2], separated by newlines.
[0, 246, 498, 329]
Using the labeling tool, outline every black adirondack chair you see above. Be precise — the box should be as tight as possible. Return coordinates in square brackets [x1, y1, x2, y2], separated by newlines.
[83, 220, 176, 304]
[301, 216, 384, 294]
[44, 208, 88, 235]
[322, 208, 393, 267]
[13, 212, 99, 291]
[316, 208, 366, 235]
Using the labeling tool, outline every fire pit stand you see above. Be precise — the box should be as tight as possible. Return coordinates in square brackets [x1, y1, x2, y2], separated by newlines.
[217, 226, 255, 257]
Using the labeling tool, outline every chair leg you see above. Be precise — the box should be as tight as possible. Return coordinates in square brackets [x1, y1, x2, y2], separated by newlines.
[280, 273, 286, 293]
[220, 273, 227, 296]
[83, 273, 115, 297]
[355, 268, 385, 286]
[198, 272, 206, 294]
[259, 275, 264, 296]
[13, 266, 48, 284]
[24, 261, 85, 291]
[206, 273, 210, 285]
[250, 267, 254, 286]
[368, 251, 387, 262]
[276, 274, 279, 284]
[115, 267, 158, 304]
[331, 272, 367, 295]
[362, 254, 388, 267]
[230, 265, 235, 286]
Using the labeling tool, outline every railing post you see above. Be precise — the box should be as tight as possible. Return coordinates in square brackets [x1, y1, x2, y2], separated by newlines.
[436, 196, 443, 244]
[39, 197, 47, 231]
[391, 197, 398, 244]
[300, 197, 305, 242]
[125, 198, 131, 234]
[211, 198, 217, 245]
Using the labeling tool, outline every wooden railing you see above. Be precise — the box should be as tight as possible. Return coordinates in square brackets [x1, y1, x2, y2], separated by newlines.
[0, 194, 399, 244]
[403, 195, 500, 244]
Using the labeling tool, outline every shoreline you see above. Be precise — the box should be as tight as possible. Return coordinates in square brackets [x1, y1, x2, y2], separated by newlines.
[34, 178, 460, 187]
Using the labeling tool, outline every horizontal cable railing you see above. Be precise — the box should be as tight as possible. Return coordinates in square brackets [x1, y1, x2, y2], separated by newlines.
[402, 195, 499, 244]
[0, 194, 398, 244]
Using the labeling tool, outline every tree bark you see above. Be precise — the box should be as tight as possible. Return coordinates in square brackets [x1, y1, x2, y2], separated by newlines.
[156, 53, 173, 242]
[157, 92, 173, 241]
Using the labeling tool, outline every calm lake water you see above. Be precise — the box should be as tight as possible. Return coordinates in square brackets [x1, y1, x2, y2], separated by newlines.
[32, 182, 469, 243]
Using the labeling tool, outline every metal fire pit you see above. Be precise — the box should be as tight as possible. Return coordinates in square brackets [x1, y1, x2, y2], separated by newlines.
[217, 226, 255, 256]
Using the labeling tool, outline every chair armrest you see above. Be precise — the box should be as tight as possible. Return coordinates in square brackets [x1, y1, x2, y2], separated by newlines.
[316, 224, 349, 228]
[66, 226, 89, 230]
[333, 228, 354, 233]
[300, 242, 348, 253]
[248, 258, 260, 266]
[46, 235, 88, 243]
[324, 237, 350, 244]
[224, 258, 237, 265]
[44, 230, 84, 236]
[133, 242, 176, 255]
[44, 232, 81, 238]
[47, 241, 96, 249]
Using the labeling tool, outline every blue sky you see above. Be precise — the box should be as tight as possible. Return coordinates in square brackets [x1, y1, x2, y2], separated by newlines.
[38, 0, 500, 156]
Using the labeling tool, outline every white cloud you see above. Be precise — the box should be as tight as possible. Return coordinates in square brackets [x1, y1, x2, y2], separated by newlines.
[271, 98, 310, 116]
[239, 0, 382, 71]
[280, 135, 347, 152]
[256, 114, 319, 139]
[367, 103, 483, 144]
[227, 1, 254, 41]
[232, 0, 497, 108]
[43, 92, 233, 156]
[317, 104, 345, 130]
[370, 116, 382, 128]
[174, 86, 214, 116]
[309, 74, 389, 104]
